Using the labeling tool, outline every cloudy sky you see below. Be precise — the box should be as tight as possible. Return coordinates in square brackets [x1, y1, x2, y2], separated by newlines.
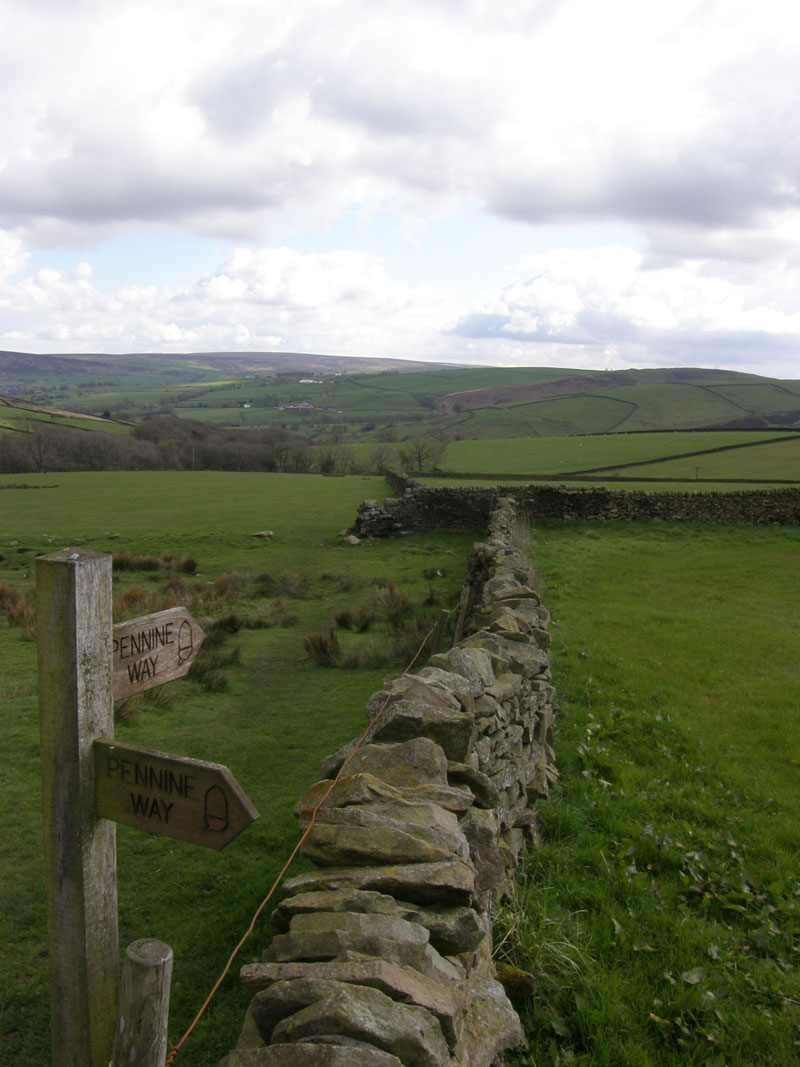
[1, 0, 799, 376]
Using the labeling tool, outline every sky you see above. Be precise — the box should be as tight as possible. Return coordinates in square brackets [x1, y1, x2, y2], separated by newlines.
[1, 0, 799, 377]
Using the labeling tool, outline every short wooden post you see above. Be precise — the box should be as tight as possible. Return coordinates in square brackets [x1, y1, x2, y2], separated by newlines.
[37, 550, 118, 1067]
[112, 940, 173, 1067]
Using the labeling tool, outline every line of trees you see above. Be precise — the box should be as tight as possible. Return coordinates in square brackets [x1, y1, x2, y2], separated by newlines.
[0, 417, 314, 474]
[0, 417, 451, 476]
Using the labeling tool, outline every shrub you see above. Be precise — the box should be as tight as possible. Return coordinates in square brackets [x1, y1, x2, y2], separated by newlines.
[210, 613, 244, 636]
[277, 571, 311, 599]
[353, 606, 376, 633]
[117, 585, 149, 612]
[373, 581, 415, 627]
[215, 574, 233, 595]
[334, 608, 354, 629]
[388, 616, 438, 669]
[0, 582, 36, 639]
[304, 629, 340, 666]
[112, 552, 160, 572]
[188, 644, 241, 690]
[254, 572, 276, 594]
[341, 641, 390, 669]
[112, 552, 197, 575]
[164, 574, 184, 594]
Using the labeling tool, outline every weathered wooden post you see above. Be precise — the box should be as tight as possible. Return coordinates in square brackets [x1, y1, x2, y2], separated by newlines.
[37, 549, 119, 1067]
[37, 548, 256, 1065]
[112, 939, 173, 1067]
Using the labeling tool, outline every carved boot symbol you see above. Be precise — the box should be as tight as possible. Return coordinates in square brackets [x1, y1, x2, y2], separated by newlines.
[177, 619, 194, 665]
[203, 784, 229, 832]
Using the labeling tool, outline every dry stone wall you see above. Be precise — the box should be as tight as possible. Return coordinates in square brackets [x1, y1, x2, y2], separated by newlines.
[356, 474, 800, 536]
[221, 497, 556, 1067]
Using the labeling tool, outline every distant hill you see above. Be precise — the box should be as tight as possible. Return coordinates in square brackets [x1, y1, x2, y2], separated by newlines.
[1, 350, 799, 440]
[430, 366, 800, 434]
[435, 366, 783, 413]
[0, 349, 461, 380]
[0, 393, 130, 434]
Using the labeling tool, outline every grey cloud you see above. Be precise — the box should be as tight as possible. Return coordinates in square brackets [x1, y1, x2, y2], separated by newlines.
[486, 140, 792, 233]
[192, 54, 299, 140]
[639, 220, 800, 269]
[449, 303, 800, 372]
[310, 67, 494, 140]
[450, 304, 635, 346]
[485, 39, 800, 237]
[448, 311, 517, 339]
[0, 132, 315, 239]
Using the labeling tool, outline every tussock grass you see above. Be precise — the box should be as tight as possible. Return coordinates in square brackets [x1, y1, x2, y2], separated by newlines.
[303, 577, 447, 672]
[113, 551, 197, 574]
[303, 629, 341, 667]
[353, 605, 376, 632]
[0, 581, 36, 639]
[372, 580, 416, 627]
[276, 571, 311, 599]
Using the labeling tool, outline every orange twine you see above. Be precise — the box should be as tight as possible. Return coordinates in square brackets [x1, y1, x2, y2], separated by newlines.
[165, 620, 438, 1064]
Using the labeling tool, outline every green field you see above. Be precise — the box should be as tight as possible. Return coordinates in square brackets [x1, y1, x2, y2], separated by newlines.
[5, 355, 800, 444]
[0, 472, 477, 1066]
[506, 520, 800, 1064]
[507, 381, 800, 436]
[611, 436, 800, 482]
[506, 393, 635, 435]
[2, 472, 800, 1065]
[0, 395, 131, 436]
[440, 432, 786, 477]
[312, 430, 800, 487]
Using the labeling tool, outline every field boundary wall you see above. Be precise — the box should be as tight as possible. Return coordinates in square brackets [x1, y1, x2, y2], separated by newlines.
[355, 473, 800, 535]
[221, 497, 557, 1067]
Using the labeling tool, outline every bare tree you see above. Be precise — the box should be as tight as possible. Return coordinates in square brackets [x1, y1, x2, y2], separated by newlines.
[400, 438, 435, 472]
[21, 418, 55, 472]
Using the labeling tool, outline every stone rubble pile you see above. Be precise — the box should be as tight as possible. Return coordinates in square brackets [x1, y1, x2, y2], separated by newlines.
[221, 497, 556, 1067]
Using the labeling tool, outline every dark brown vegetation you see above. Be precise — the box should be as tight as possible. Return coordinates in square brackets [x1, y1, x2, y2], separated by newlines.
[0, 417, 316, 474]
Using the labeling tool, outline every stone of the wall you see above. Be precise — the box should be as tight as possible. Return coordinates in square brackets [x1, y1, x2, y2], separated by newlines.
[355, 474, 800, 537]
[221, 497, 554, 1067]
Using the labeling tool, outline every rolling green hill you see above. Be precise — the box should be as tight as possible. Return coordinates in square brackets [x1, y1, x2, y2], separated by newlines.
[0, 394, 131, 435]
[2, 351, 800, 484]
[3, 350, 800, 439]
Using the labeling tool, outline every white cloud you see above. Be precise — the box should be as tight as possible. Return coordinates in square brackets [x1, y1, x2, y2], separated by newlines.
[2, 229, 800, 377]
[1, 0, 800, 374]
[3, 0, 799, 244]
[0, 231, 28, 282]
[450, 244, 800, 374]
[0, 234, 459, 358]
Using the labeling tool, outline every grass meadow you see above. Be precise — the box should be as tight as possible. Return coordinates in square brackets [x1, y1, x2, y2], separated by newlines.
[346, 429, 798, 488]
[0, 472, 477, 1065]
[439, 431, 791, 478]
[13, 358, 800, 444]
[502, 520, 800, 1065]
[611, 436, 800, 482]
[2, 473, 799, 1065]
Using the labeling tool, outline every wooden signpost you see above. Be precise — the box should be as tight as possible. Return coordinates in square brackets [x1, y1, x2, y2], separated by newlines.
[37, 549, 259, 1067]
[112, 607, 204, 700]
[95, 738, 258, 850]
